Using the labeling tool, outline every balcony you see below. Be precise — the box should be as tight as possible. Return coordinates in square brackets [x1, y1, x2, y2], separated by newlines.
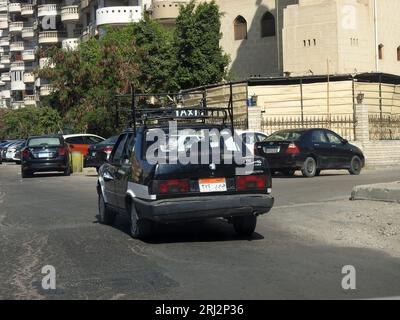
[10, 61, 25, 71]
[151, 1, 188, 23]
[9, 22, 24, 34]
[38, 4, 61, 17]
[0, 38, 9, 47]
[22, 27, 35, 39]
[0, 55, 9, 64]
[24, 95, 37, 106]
[0, 12, 7, 29]
[10, 41, 24, 52]
[1, 88, 10, 98]
[40, 84, 54, 96]
[62, 38, 79, 50]
[96, 6, 142, 27]
[23, 72, 34, 83]
[22, 49, 35, 61]
[1, 72, 10, 82]
[39, 57, 54, 69]
[9, 3, 22, 13]
[11, 101, 25, 109]
[61, 5, 79, 23]
[21, 4, 34, 16]
[0, 2, 7, 13]
[39, 31, 66, 44]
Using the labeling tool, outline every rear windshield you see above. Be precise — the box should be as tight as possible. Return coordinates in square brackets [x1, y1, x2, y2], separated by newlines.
[266, 131, 303, 142]
[145, 128, 251, 160]
[28, 137, 62, 147]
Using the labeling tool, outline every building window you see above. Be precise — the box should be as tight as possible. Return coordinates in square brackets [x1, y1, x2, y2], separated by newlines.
[378, 44, 384, 60]
[234, 16, 247, 40]
[261, 12, 275, 37]
[397, 46, 400, 61]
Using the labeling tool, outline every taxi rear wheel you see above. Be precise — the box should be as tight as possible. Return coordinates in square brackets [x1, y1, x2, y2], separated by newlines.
[233, 215, 257, 236]
[129, 204, 152, 239]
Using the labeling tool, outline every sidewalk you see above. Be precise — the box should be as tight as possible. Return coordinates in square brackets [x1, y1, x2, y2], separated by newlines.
[351, 181, 400, 203]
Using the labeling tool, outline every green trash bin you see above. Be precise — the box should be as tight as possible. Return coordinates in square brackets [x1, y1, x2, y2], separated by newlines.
[71, 151, 83, 173]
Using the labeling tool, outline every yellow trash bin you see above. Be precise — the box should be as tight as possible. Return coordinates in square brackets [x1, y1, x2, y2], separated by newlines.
[71, 151, 83, 173]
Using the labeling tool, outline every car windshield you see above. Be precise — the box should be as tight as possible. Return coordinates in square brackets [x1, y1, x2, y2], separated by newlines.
[266, 131, 303, 141]
[28, 137, 62, 147]
[99, 136, 118, 145]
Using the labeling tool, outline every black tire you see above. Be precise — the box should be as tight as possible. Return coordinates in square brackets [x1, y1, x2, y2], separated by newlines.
[282, 169, 296, 176]
[63, 166, 71, 176]
[98, 193, 116, 225]
[315, 169, 321, 176]
[233, 215, 257, 236]
[349, 156, 362, 175]
[301, 157, 317, 178]
[15, 161, 21, 165]
[129, 203, 152, 239]
[21, 169, 32, 178]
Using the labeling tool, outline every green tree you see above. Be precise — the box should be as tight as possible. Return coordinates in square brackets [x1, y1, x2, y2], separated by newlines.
[173, 0, 229, 89]
[0, 106, 61, 139]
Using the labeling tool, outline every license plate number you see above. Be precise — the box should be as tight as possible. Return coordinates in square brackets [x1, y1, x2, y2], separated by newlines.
[199, 178, 227, 193]
[38, 152, 50, 158]
[265, 147, 280, 154]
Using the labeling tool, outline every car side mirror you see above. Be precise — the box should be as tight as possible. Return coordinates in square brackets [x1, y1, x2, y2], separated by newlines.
[69, 144, 75, 149]
[342, 139, 348, 144]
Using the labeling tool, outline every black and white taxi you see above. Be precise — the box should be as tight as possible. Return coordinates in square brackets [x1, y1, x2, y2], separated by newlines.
[97, 94, 274, 239]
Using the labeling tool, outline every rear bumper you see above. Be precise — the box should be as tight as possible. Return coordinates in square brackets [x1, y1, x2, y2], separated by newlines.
[134, 193, 274, 222]
[266, 154, 306, 170]
[22, 159, 69, 172]
[84, 156, 103, 168]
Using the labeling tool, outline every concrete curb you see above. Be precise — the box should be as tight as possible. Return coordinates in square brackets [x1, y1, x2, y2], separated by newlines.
[351, 181, 400, 203]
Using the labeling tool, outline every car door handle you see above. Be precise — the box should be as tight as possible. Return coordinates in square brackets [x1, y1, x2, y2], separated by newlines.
[331, 145, 337, 148]
[314, 144, 320, 147]
[103, 172, 114, 181]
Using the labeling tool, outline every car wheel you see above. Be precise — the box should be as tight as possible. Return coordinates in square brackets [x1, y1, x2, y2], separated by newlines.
[21, 169, 32, 178]
[129, 203, 152, 239]
[63, 166, 71, 176]
[98, 193, 116, 225]
[282, 169, 296, 176]
[15, 161, 21, 165]
[233, 215, 257, 236]
[349, 156, 362, 175]
[301, 157, 317, 178]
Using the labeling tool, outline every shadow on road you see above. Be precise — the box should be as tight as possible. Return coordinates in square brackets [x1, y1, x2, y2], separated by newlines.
[95, 214, 265, 244]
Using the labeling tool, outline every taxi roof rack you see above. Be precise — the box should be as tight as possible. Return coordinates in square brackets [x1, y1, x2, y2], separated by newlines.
[115, 83, 235, 135]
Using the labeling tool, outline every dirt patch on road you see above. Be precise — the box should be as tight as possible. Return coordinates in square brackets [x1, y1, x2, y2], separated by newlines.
[273, 200, 400, 258]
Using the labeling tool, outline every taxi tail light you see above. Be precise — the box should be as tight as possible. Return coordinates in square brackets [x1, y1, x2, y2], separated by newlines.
[286, 142, 300, 154]
[98, 147, 113, 154]
[58, 147, 68, 156]
[236, 175, 267, 191]
[158, 179, 190, 194]
[22, 149, 31, 159]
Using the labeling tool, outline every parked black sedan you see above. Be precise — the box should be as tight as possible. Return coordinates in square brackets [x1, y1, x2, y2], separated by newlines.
[21, 135, 71, 178]
[255, 128, 365, 177]
[84, 135, 118, 170]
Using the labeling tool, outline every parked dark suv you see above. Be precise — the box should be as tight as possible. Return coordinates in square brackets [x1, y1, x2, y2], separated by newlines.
[21, 135, 71, 178]
[97, 91, 274, 239]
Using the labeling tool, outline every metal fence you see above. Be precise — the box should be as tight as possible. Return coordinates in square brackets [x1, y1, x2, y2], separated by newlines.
[261, 114, 356, 140]
[369, 113, 400, 140]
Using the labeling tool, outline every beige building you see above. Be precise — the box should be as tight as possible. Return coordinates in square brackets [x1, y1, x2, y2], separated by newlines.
[282, 0, 400, 76]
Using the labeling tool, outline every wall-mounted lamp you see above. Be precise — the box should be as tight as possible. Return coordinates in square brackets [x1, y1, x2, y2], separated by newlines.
[356, 93, 364, 104]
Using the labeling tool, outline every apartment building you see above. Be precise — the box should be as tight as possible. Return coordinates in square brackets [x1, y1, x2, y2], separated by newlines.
[1, 0, 400, 109]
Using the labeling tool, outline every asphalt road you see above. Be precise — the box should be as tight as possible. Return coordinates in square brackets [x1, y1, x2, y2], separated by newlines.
[0, 163, 399, 299]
